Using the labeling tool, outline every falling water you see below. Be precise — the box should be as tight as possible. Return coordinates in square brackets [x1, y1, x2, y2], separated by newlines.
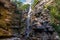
[26, 4, 32, 37]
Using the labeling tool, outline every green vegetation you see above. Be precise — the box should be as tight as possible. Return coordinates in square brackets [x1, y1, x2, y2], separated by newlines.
[45, 0, 60, 23]
[0, 0, 60, 38]
[11, 0, 22, 8]
[46, 0, 60, 35]
[32, 0, 60, 33]
[32, 0, 39, 9]
[20, 4, 30, 10]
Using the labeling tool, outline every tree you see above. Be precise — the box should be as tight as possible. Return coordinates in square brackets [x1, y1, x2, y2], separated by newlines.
[20, 4, 30, 10]
[10, 0, 22, 8]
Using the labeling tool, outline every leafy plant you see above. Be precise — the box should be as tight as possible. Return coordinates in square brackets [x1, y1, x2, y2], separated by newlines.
[32, 0, 39, 9]
[47, 0, 60, 36]
[20, 4, 30, 10]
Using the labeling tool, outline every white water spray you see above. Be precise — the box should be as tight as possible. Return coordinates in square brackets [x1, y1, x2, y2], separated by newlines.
[25, 0, 32, 37]
[26, 4, 31, 37]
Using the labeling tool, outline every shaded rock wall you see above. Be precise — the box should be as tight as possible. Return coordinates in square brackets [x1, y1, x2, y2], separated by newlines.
[0, 0, 21, 37]
[28, 0, 60, 40]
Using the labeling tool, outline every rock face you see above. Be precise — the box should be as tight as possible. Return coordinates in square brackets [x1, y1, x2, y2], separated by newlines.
[19, 0, 60, 40]
[0, 0, 13, 37]
[27, 0, 60, 40]
[0, 0, 21, 37]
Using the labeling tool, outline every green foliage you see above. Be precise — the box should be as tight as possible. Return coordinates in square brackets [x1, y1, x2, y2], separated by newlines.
[20, 4, 30, 10]
[47, 0, 60, 35]
[55, 0, 60, 5]
[16, 2, 22, 7]
[52, 23, 60, 32]
[51, 23, 60, 36]
[47, 0, 60, 22]
[11, 0, 22, 8]
[32, 0, 39, 9]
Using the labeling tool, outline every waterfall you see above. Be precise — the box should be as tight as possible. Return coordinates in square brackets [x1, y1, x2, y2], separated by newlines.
[26, 4, 32, 37]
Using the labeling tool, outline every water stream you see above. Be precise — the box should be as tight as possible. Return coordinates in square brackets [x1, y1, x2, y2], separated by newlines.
[25, 4, 32, 37]
[1, 0, 60, 40]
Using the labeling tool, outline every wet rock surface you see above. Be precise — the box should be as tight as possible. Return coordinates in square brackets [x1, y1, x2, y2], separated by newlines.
[25, 0, 60, 40]
[0, 0, 60, 40]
